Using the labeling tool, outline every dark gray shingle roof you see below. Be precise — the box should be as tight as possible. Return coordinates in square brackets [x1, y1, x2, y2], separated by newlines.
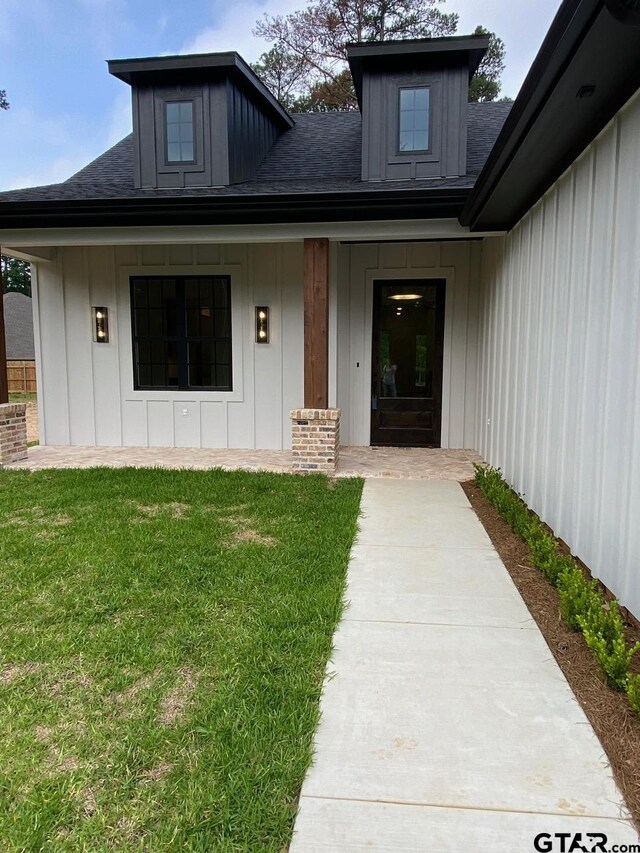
[0, 102, 511, 203]
[3, 292, 35, 360]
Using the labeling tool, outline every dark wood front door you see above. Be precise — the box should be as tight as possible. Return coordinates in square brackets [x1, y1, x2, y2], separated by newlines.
[370, 279, 446, 447]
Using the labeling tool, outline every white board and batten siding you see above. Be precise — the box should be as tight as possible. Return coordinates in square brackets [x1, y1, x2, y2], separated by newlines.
[335, 240, 482, 448]
[34, 238, 481, 453]
[34, 243, 304, 450]
[477, 90, 640, 617]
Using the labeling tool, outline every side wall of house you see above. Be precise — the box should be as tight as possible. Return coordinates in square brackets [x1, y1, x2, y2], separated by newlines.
[476, 90, 640, 616]
[35, 243, 304, 450]
[336, 240, 481, 448]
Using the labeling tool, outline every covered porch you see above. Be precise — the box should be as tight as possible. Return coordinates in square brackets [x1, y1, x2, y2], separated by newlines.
[0, 219, 490, 472]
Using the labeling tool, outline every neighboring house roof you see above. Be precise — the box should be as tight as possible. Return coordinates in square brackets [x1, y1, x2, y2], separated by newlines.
[0, 103, 511, 205]
[3, 292, 35, 360]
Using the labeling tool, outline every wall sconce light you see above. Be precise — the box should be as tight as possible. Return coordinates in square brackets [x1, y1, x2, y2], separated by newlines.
[255, 306, 269, 343]
[92, 307, 109, 343]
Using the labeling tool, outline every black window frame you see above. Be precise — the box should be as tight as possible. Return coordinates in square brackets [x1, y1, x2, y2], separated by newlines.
[396, 85, 432, 155]
[130, 275, 233, 392]
[163, 99, 196, 165]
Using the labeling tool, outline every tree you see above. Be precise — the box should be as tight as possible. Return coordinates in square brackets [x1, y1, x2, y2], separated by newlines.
[251, 45, 309, 111]
[291, 69, 357, 112]
[1, 257, 31, 297]
[254, 0, 458, 111]
[254, 1, 506, 110]
[468, 25, 505, 102]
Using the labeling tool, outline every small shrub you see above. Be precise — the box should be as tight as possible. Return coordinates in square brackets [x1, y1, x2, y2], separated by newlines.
[528, 532, 560, 584]
[474, 464, 640, 714]
[627, 674, 640, 716]
[557, 565, 600, 631]
[579, 601, 640, 691]
[473, 465, 531, 539]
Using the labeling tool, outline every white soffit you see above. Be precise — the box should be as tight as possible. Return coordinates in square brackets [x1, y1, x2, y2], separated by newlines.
[0, 219, 505, 249]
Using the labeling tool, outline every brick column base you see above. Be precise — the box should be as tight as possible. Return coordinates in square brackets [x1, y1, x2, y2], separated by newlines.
[0, 402, 28, 465]
[290, 408, 340, 474]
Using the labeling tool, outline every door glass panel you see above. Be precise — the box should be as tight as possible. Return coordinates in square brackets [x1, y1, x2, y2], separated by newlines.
[371, 281, 444, 447]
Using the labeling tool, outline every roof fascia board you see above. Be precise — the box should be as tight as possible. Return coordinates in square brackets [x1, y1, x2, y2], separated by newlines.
[0, 219, 506, 249]
[0, 188, 471, 229]
[346, 35, 489, 60]
[108, 52, 293, 128]
[347, 35, 489, 103]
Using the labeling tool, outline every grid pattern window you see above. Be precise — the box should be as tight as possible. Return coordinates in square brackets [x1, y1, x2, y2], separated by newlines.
[398, 88, 430, 152]
[165, 101, 194, 163]
[131, 276, 232, 391]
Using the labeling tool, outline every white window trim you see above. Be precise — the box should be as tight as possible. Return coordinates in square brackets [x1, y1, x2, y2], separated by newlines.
[117, 264, 246, 403]
[350, 265, 455, 447]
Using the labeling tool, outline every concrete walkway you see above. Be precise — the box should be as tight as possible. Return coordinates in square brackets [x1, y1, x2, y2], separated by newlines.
[290, 480, 638, 851]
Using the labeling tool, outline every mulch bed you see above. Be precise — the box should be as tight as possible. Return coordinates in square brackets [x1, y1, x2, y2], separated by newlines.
[461, 480, 640, 830]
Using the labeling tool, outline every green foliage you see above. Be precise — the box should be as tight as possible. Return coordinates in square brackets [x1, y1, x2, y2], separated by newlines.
[627, 675, 640, 716]
[1, 255, 31, 296]
[528, 531, 561, 584]
[474, 464, 640, 708]
[557, 566, 600, 631]
[579, 602, 640, 690]
[468, 25, 506, 102]
[0, 89, 8, 111]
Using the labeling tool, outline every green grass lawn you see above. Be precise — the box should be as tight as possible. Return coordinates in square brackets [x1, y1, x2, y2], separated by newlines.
[8, 392, 37, 404]
[0, 468, 362, 851]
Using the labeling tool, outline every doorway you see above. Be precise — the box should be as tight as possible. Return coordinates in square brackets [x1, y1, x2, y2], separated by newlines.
[370, 279, 446, 447]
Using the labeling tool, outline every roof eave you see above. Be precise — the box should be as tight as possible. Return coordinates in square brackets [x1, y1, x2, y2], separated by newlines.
[460, 0, 640, 231]
[107, 52, 293, 129]
[0, 187, 472, 229]
[347, 35, 489, 105]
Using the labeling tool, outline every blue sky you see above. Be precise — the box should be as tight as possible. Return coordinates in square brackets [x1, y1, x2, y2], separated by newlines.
[0, 0, 560, 191]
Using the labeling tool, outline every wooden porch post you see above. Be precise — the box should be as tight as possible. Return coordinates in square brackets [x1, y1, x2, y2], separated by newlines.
[0, 248, 8, 403]
[303, 237, 329, 408]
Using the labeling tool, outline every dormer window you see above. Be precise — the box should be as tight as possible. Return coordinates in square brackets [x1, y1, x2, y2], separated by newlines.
[165, 101, 195, 163]
[398, 87, 430, 153]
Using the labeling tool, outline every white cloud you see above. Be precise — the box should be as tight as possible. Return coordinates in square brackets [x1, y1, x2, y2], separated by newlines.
[6, 154, 93, 192]
[0, 106, 99, 191]
[450, 0, 560, 98]
[178, 0, 561, 96]
[106, 89, 132, 146]
[179, 0, 303, 63]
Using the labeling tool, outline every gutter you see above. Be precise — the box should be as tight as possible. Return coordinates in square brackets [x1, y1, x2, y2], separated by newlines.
[0, 187, 471, 229]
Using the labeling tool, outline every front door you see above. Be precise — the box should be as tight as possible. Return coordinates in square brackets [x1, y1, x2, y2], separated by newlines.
[370, 279, 445, 447]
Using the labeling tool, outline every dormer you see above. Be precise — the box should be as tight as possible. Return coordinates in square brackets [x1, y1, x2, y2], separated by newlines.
[108, 52, 293, 189]
[347, 35, 489, 182]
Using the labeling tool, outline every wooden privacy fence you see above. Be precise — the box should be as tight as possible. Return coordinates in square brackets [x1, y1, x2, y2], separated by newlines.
[7, 360, 36, 393]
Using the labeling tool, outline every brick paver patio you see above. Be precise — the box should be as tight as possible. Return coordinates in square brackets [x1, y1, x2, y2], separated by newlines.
[7, 445, 482, 480]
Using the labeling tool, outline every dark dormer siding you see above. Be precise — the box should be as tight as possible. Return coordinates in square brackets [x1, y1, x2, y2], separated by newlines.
[109, 53, 293, 190]
[360, 66, 469, 181]
[133, 81, 228, 188]
[226, 81, 281, 185]
[347, 36, 489, 184]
